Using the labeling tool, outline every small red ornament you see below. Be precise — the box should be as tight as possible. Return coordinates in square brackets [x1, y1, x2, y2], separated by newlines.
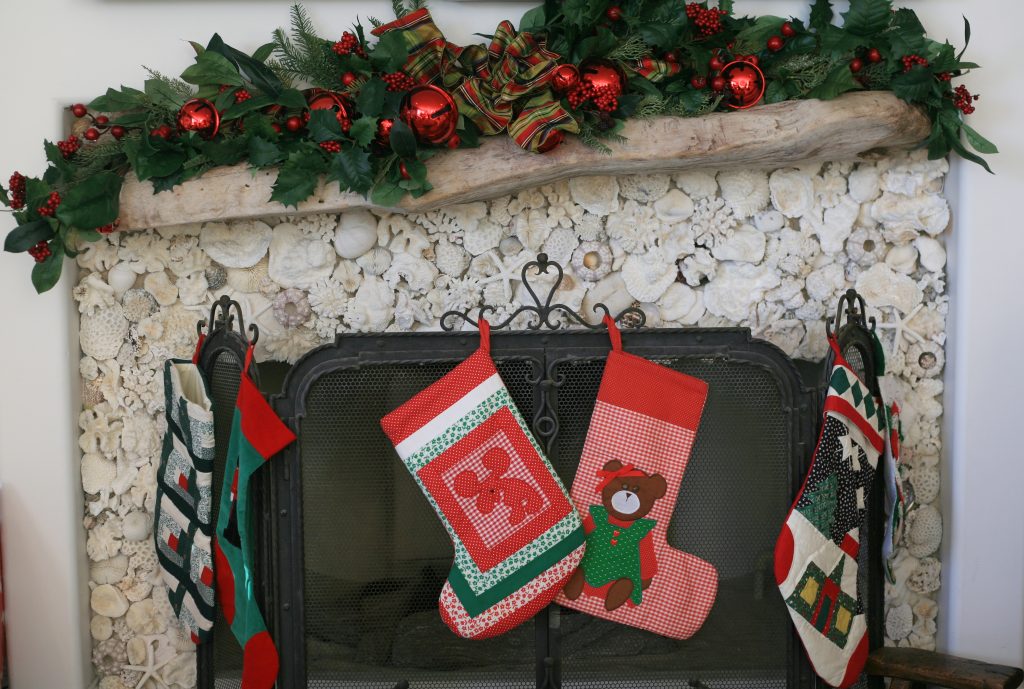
[550, 63, 581, 95]
[720, 60, 766, 109]
[867, 48, 882, 63]
[177, 98, 220, 138]
[709, 55, 726, 72]
[376, 118, 394, 146]
[711, 76, 726, 92]
[399, 84, 459, 145]
[84, 128, 100, 142]
[605, 6, 622, 21]
[767, 36, 784, 52]
[285, 116, 303, 132]
[341, 71, 358, 87]
[272, 123, 282, 133]
[664, 50, 680, 64]
[95, 115, 109, 126]
[399, 161, 411, 180]
[110, 126, 126, 140]
[579, 59, 626, 98]
[306, 89, 352, 121]
[691, 76, 708, 89]
[447, 134, 461, 149]
[71, 103, 88, 118]
[781, 22, 797, 38]
[850, 58, 864, 73]
[537, 129, 564, 153]
[745, 55, 760, 66]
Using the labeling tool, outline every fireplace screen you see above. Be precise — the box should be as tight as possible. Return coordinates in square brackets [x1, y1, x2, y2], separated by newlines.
[198, 326, 884, 689]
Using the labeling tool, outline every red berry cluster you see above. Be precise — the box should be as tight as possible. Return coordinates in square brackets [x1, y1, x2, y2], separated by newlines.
[8, 171, 26, 210]
[97, 219, 119, 235]
[952, 84, 979, 114]
[937, 72, 952, 82]
[57, 136, 81, 159]
[567, 83, 618, 112]
[685, 3, 727, 37]
[150, 125, 174, 139]
[234, 89, 252, 103]
[332, 32, 366, 58]
[382, 72, 416, 92]
[319, 140, 342, 153]
[901, 54, 929, 72]
[28, 241, 51, 263]
[37, 191, 61, 217]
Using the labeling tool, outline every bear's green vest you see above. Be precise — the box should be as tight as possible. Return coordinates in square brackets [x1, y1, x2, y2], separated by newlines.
[581, 505, 656, 605]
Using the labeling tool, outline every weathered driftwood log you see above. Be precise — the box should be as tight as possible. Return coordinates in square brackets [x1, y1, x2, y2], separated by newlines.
[118, 91, 931, 230]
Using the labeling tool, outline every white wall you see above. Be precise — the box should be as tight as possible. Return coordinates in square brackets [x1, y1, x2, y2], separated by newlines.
[0, 1, 1021, 687]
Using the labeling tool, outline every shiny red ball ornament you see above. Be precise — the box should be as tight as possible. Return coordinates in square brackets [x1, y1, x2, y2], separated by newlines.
[285, 116, 303, 132]
[71, 103, 87, 118]
[110, 125, 126, 140]
[711, 76, 726, 92]
[605, 6, 622, 21]
[341, 71, 358, 87]
[781, 21, 796, 38]
[272, 123, 282, 133]
[767, 36, 784, 52]
[447, 134, 461, 149]
[720, 60, 766, 109]
[579, 59, 626, 98]
[95, 115, 109, 126]
[550, 63, 581, 95]
[850, 58, 864, 73]
[306, 88, 352, 128]
[691, 76, 708, 89]
[867, 48, 882, 63]
[176, 98, 220, 138]
[709, 55, 726, 72]
[399, 84, 459, 145]
[537, 129, 564, 153]
[84, 128, 100, 142]
[745, 55, 760, 66]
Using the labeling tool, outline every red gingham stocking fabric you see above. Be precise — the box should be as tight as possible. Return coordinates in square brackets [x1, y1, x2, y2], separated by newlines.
[381, 320, 585, 638]
[556, 317, 716, 639]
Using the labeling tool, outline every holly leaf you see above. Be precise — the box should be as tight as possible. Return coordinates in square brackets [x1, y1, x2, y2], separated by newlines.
[890, 66, 936, 102]
[576, 26, 618, 60]
[888, 9, 927, 58]
[356, 78, 386, 118]
[206, 33, 283, 97]
[563, 0, 603, 29]
[221, 94, 276, 120]
[123, 137, 187, 181]
[144, 78, 187, 111]
[203, 136, 249, 166]
[732, 15, 787, 55]
[519, 4, 547, 32]
[819, 25, 865, 54]
[271, 150, 329, 207]
[180, 50, 244, 87]
[88, 86, 146, 112]
[276, 88, 308, 109]
[718, 0, 734, 15]
[307, 109, 344, 142]
[370, 32, 411, 73]
[842, 0, 892, 36]
[31, 239, 63, 293]
[371, 179, 406, 207]
[43, 141, 73, 180]
[961, 123, 998, 155]
[806, 64, 862, 100]
[249, 136, 285, 166]
[55, 172, 122, 230]
[389, 119, 418, 159]
[809, 0, 834, 31]
[330, 147, 373, 195]
[349, 116, 378, 147]
[4, 220, 53, 253]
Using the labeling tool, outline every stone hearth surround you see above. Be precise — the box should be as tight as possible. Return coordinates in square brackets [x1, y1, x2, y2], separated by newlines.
[76, 150, 947, 689]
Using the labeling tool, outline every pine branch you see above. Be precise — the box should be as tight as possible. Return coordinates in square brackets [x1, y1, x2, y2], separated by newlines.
[272, 5, 341, 89]
[69, 139, 131, 182]
[635, 94, 668, 118]
[367, 16, 384, 29]
[606, 34, 651, 62]
[392, 0, 407, 19]
[143, 67, 195, 100]
[577, 122, 613, 154]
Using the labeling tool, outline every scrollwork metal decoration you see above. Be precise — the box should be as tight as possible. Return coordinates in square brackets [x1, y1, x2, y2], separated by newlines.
[826, 287, 876, 338]
[440, 253, 646, 332]
[197, 293, 260, 345]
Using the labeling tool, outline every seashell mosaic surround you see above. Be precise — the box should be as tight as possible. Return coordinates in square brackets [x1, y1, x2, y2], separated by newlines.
[76, 149, 948, 688]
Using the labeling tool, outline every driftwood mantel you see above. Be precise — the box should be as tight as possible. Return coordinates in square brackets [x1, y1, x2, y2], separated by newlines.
[117, 91, 931, 230]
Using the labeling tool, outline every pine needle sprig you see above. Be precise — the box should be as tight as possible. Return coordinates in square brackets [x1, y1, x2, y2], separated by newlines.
[272, 4, 339, 89]
[143, 67, 195, 100]
[607, 33, 651, 62]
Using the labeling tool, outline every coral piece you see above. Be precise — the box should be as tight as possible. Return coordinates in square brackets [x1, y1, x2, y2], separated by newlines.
[905, 505, 942, 558]
[143, 272, 178, 307]
[718, 169, 770, 217]
[385, 253, 438, 293]
[542, 227, 579, 266]
[653, 189, 694, 223]
[619, 174, 670, 203]
[915, 236, 947, 272]
[273, 288, 312, 328]
[81, 305, 130, 360]
[855, 263, 924, 315]
[848, 165, 881, 203]
[175, 271, 209, 306]
[498, 236, 524, 256]
[571, 241, 613, 282]
[91, 615, 114, 641]
[462, 219, 505, 256]
[907, 557, 941, 594]
[910, 466, 940, 505]
[74, 273, 118, 314]
[356, 246, 393, 276]
[703, 262, 781, 322]
[674, 170, 718, 199]
[581, 272, 633, 326]
[121, 289, 158, 323]
[126, 599, 167, 635]
[434, 239, 470, 277]
[122, 511, 152, 542]
[83, 453, 117, 495]
[270, 223, 336, 288]
[308, 279, 349, 318]
[514, 208, 555, 251]
[712, 226, 766, 263]
[886, 602, 913, 640]
[886, 244, 919, 275]
[812, 196, 859, 254]
[92, 636, 128, 677]
[345, 275, 396, 332]
[334, 209, 379, 258]
[91, 555, 129, 585]
[769, 169, 815, 218]
[753, 209, 785, 232]
[226, 256, 272, 294]
[621, 249, 678, 302]
[91, 583, 130, 618]
[569, 176, 619, 216]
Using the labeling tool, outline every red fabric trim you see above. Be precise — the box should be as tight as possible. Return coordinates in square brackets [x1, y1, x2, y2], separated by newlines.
[370, 6, 430, 36]
[241, 630, 279, 689]
[840, 534, 860, 559]
[582, 514, 595, 534]
[639, 532, 657, 580]
[214, 539, 235, 624]
[823, 396, 884, 453]
[237, 374, 296, 460]
[838, 634, 870, 688]
[380, 349, 498, 445]
[594, 463, 646, 493]
[478, 317, 490, 354]
[597, 350, 708, 431]
[774, 524, 795, 585]
[602, 314, 622, 352]
[191, 332, 206, 365]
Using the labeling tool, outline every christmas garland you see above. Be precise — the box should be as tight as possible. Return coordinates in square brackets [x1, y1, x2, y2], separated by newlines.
[1, 0, 993, 293]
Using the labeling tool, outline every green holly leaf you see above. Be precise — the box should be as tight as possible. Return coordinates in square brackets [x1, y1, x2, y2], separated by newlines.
[389, 119, 418, 159]
[732, 15, 787, 55]
[276, 88, 308, 109]
[371, 179, 406, 207]
[221, 94, 275, 120]
[144, 78, 187, 111]
[123, 137, 187, 181]
[181, 50, 244, 87]
[842, 0, 892, 36]
[24, 178, 52, 214]
[576, 26, 618, 60]
[961, 123, 998, 155]
[888, 9, 927, 58]
[563, 0, 603, 29]
[88, 86, 146, 112]
[809, 0, 834, 31]
[819, 25, 865, 54]
[330, 147, 373, 195]
[31, 240, 63, 293]
[307, 109, 344, 142]
[43, 141, 73, 181]
[890, 66, 936, 102]
[271, 150, 329, 207]
[55, 172, 122, 230]
[806, 64, 862, 100]
[370, 32, 411, 73]
[249, 136, 285, 166]
[4, 220, 53, 253]
[519, 4, 547, 32]
[718, 0, 734, 15]
[349, 116, 378, 147]
[356, 78, 387, 118]
[203, 136, 249, 166]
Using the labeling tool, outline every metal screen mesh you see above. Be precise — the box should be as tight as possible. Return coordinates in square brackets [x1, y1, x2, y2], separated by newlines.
[297, 358, 539, 689]
[550, 355, 794, 689]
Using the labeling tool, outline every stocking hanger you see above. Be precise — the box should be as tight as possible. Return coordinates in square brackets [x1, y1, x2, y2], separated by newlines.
[196, 294, 260, 346]
[440, 253, 646, 332]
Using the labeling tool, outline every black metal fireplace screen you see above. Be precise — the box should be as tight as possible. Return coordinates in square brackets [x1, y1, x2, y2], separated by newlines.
[195, 262, 885, 689]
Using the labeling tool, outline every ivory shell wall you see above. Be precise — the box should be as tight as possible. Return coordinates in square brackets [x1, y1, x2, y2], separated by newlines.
[76, 149, 948, 688]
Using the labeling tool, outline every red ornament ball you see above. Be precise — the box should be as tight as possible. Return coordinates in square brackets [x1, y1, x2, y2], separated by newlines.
[550, 63, 581, 95]
[691, 76, 708, 89]
[720, 60, 766, 109]
[84, 128, 100, 142]
[341, 71, 358, 87]
[110, 126, 126, 140]
[306, 88, 352, 127]
[285, 116, 303, 132]
[537, 129, 564, 153]
[767, 36, 784, 52]
[745, 55, 760, 66]
[579, 59, 626, 98]
[399, 84, 459, 145]
[781, 22, 797, 38]
[664, 50, 680, 64]
[177, 98, 220, 138]
[71, 103, 88, 118]
[605, 6, 622, 21]
[709, 55, 726, 72]
[867, 48, 882, 63]
[447, 134, 461, 149]
[711, 76, 726, 92]
[850, 58, 864, 73]
[95, 115, 109, 126]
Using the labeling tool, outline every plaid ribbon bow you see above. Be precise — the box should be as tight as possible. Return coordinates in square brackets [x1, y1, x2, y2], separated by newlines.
[373, 9, 579, 152]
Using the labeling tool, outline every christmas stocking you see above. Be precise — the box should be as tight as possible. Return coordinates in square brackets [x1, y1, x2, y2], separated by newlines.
[214, 345, 296, 689]
[880, 402, 907, 582]
[381, 319, 585, 639]
[774, 339, 887, 688]
[155, 353, 216, 643]
[556, 317, 716, 640]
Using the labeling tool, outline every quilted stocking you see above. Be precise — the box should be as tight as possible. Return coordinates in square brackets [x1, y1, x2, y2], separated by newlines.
[555, 317, 717, 640]
[381, 319, 585, 639]
[774, 340, 887, 688]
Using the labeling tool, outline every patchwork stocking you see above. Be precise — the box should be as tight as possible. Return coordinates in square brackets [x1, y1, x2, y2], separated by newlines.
[880, 402, 907, 581]
[381, 319, 585, 639]
[214, 346, 296, 689]
[774, 340, 887, 688]
[556, 317, 716, 640]
[155, 353, 216, 644]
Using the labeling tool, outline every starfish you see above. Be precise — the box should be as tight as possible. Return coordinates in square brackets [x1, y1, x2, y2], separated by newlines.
[123, 635, 174, 689]
[874, 304, 925, 356]
[477, 251, 531, 297]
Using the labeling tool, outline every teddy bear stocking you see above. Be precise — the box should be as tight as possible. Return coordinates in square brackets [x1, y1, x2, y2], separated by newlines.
[556, 317, 717, 640]
[774, 339, 886, 688]
[381, 319, 585, 639]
